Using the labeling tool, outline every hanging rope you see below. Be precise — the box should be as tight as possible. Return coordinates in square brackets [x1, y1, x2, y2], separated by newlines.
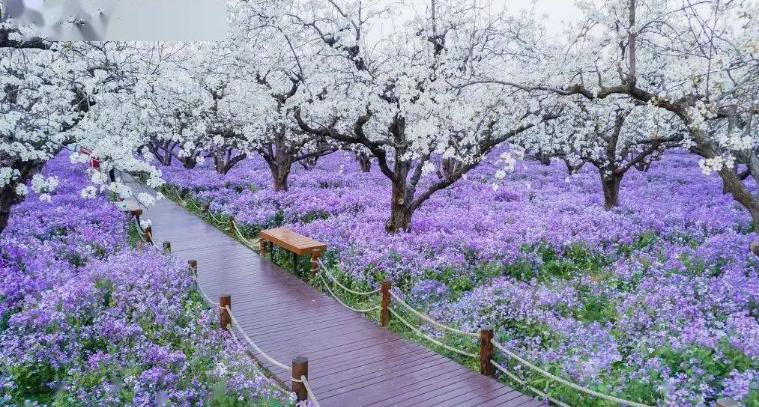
[292, 375, 321, 407]
[490, 340, 651, 407]
[193, 280, 219, 306]
[389, 291, 478, 338]
[318, 260, 380, 296]
[230, 219, 256, 250]
[226, 305, 321, 406]
[490, 359, 572, 407]
[225, 305, 291, 371]
[318, 274, 380, 314]
[388, 308, 477, 358]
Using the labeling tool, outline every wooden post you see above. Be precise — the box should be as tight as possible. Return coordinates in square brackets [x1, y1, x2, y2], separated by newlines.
[143, 226, 153, 244]
[162, 241, 171, 254]
[310, 249, 322, 275]
[716, 399, 740, 407]
[380, 280, 391, 327]
[291, 356, 308, 402]
[130, 209, 142, 223]
[259, 238, 268, 257]
[228, 216, 235, 232]
[219, 295, 231, 330]
[479, 327, 495, 376]
[188, 260, 198, 277]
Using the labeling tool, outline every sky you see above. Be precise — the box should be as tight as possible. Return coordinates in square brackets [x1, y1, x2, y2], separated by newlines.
[7, 0, 583, 41]
[367, 0, 584, 40]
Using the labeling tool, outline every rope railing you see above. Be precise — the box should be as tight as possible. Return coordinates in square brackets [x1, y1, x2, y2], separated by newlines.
[318, 273, 381, 313]
[318, 260, 380, 296]
[388, 308, 477, 358]
[226, 304, 321, 406]
[178, 256, 320, 405]
[490, 359, 572, 407]
[224, 305, 291, 371]
[389, 291, 479, 338]
[230, 219, 257, 250]
[490, 339, 652, 407]
[315, 260, 477, 358]
[292, 375, 320, 407]
[193, 278, 219, 306]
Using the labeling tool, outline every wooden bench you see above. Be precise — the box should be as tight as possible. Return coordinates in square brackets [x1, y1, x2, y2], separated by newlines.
[258, 227, 326, 274]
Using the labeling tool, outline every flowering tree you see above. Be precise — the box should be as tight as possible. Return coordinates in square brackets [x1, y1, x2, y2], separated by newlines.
[516, 98, 684, 208]
[492, 0, 758, 251]
[232, 0, 338, 191]
[0, 13, 162, 232]
[135, 52, 206, 169]
[288, 0, 556, 232]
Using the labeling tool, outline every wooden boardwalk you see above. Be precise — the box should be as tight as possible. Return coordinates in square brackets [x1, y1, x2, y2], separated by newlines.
[144, 197, 544, 407]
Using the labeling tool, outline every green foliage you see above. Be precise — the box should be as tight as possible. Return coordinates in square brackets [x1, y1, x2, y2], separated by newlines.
[653, 341, 758, 392]
[8, 363, 64, 403]
[745, 389, 759, 407]
[299, 210, 330, 224]
[209, 382, 288, 407]
[533, 243, 609, 282]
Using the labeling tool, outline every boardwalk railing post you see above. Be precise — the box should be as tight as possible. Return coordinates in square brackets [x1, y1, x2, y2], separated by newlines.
[143, 226, 153, 244]
[480, 327, 495, 376]
[131, 209, 142, 223]
[188, 260, 198, 277]
[163, 241, 171, 254]
[219, 295, 231, 331]
[291, 356, 308, 402]
[228, 216, 235, 232]
[381, 280, 391, 327]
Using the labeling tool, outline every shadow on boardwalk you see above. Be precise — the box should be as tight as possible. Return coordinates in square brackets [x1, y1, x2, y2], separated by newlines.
[144, 196, 544, 407]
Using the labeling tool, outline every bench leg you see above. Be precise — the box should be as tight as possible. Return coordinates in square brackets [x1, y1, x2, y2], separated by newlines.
[292, 251, 298, 274]
[310, 251, 322, 274]
[259, 239, 267, 257]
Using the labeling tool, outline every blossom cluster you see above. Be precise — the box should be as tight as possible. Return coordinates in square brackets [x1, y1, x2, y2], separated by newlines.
[163, 149, 759, 405]
[0, 155, 291, 406]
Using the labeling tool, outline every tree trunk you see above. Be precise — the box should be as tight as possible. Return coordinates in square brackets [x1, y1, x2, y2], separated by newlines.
[600, 171, 623, 210]
[300, 155, 319, 170]
[749, 208, 759, 256]
[0, 195, 13, 234]
[386, 190, 413, 232]
[148, 141, 173, 166]
[0, 163, 40, 235]
[437, 157, 462, 180]
[385, 159, 414, 232]
[182, 157, 197, 169]
[268, 162, 292, 192]
[356, 152, 371, 172]
[536, 152, 551, 166]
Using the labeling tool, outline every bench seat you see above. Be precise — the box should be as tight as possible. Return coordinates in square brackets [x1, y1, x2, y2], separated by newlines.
[258, 227, 326, 273]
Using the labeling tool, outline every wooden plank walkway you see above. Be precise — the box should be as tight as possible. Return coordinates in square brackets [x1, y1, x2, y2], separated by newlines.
[143, 196, 544, 407]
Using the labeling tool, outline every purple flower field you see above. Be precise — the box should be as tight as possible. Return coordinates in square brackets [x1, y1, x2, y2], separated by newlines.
[162, 150, 759, 405]
[0, 156, 291, 406]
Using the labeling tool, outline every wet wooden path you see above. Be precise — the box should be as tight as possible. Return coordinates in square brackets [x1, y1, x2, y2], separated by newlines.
[143, 196, 543, 406]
